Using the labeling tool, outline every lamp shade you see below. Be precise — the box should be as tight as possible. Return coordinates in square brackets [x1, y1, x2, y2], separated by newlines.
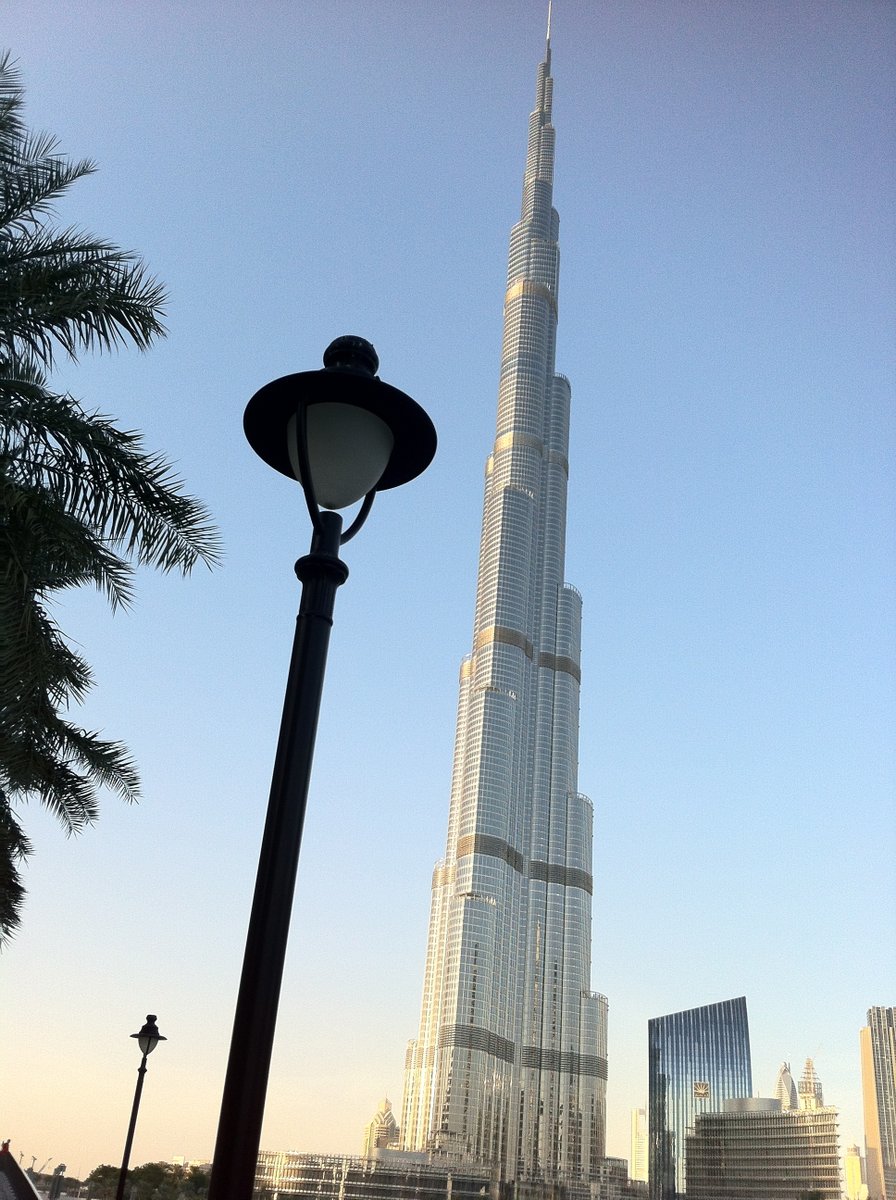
[244, 337, 436, 509]
[131, 1015, 166, 1057]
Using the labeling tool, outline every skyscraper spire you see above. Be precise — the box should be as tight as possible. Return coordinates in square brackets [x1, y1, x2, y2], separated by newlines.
[775, 1061, 799, 1110]
[799, 1057, 824, 1110]
[400, 21, 607, 1186]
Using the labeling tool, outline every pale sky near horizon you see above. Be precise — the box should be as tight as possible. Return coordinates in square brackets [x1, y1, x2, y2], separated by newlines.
[2, 0, 894, 1181]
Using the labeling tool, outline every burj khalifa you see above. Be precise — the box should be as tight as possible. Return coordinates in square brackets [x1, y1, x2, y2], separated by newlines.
[401, 12, 608, 1185]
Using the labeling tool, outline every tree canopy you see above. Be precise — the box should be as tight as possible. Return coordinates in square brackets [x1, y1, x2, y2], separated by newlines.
[86, 1161, 210, 1200]
[0, 51, 221, 941]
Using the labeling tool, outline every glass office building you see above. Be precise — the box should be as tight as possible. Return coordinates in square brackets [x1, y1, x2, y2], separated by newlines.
[400, 15, 608, 1186]
[648, 997, 752, 1199]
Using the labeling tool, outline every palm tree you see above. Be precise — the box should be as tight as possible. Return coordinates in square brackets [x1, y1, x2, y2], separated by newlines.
[0, 52, 221, 942]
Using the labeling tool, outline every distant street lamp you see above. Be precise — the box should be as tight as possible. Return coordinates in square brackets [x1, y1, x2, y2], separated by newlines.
[207, 337, 436, 1200]
[115, 1015, 166, 1200]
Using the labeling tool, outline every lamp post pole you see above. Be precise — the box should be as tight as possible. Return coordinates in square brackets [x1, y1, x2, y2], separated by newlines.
[115, 1016, 165, 1200]
[207, 337, 436, 1200]
[208, 510, 347, 1199]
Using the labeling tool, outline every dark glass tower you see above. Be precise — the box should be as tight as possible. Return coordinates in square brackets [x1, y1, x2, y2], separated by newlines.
[400, 11, 608, 1186]
[648, 997, 753, 1200]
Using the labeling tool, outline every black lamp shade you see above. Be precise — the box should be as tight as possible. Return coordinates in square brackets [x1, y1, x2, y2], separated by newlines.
[244, 366, 437, 498]
[131, 1015, 166, 1057]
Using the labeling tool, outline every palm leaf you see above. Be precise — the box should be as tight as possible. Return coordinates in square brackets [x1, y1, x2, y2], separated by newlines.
[0, 229, 167, 363]
[0, 796, 30, 944]
[0, 48, 222, 943]
[1, 385, 222, 574]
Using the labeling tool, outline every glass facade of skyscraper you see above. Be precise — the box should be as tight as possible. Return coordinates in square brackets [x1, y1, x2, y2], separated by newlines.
[400, 22, 608, 1186]
[648, 997, 752, 1200]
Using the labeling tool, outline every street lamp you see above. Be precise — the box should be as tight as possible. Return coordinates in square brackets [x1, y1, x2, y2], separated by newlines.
[115, 1015, 166, 1200]
[208, 337, 436, 1200]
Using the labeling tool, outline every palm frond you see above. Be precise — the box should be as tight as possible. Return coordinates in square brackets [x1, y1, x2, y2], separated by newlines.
[0, 795, 30, 944]
[1, 384, 222, 574]
[0, 228, 167, 363]
[0, 708, 139, 832]
[0, 466, 137, 607]
[0, 53, 27, 163]
[0, 578, 96, 709]
[0, 47, 222, 945]
[0, 143, 96, 232]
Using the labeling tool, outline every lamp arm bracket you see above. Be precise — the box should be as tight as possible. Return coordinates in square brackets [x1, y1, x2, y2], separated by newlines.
[340, 488, 376, 544]
[294, 404, 326, 535]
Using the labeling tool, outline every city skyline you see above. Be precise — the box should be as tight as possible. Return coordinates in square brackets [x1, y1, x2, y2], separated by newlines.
[2, 0, 893, 1179]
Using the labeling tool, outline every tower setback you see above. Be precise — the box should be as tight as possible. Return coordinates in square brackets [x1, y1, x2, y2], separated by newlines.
[400, 18, 608, 1186]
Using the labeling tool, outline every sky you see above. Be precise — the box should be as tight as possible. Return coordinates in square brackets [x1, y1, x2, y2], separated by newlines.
[2, 0, 894, 1181]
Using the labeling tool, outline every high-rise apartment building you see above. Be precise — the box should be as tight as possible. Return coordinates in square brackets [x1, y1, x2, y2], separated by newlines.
[648, 997, 752, 1200]
[401, 14, 608, 1187]
[845, 1143, 869, 1200]
[630, 1108, 648, 1182]
[685, 1096, 841, 1200]
[361, 1097, 400, 1158]
[861, 1006, 896, 1200]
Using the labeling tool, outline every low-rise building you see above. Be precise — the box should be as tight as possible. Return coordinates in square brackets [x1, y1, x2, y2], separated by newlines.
[592, 1157, 648, 1199]
[254, 1151, 493, 1200]
[685, 1097, 841, 1200]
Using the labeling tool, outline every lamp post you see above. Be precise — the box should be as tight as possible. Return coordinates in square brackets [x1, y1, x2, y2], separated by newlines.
[115, 1015, 166, 1200]
[207, 337, 436, 1200]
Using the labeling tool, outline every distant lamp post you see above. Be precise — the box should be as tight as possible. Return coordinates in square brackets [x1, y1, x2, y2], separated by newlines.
[115, 1015, 166, 1200]
[208, 337, 436, 1200]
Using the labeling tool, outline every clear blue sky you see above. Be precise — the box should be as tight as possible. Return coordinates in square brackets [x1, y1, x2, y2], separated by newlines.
[3, 0, 893, 1179]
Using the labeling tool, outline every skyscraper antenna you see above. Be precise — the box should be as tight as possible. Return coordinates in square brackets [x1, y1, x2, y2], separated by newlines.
[546, 0, 553, 49]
